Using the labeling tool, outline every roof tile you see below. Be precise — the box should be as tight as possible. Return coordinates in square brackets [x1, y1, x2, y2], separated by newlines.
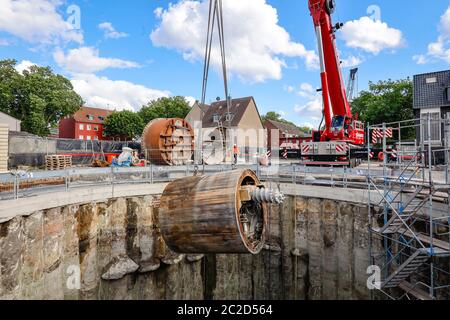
[202, 97, 254, 128]
[72, 106, 113, 124]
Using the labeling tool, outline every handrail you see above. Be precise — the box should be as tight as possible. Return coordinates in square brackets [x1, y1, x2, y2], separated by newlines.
[376, 153, 425, 207]
[369, 178, 427, 250]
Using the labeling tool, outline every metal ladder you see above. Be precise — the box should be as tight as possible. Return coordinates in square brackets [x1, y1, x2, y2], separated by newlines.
[382, 250, 430, 289]
[377, 186, 428, 234]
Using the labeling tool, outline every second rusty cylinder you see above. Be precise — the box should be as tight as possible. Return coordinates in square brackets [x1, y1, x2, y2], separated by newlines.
[142, 118, 194, 166]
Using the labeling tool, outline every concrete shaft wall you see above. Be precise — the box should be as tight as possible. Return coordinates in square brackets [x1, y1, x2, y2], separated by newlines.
[0, 192, 373, 300]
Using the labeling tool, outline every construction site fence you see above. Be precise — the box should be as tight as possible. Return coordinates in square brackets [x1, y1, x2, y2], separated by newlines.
[8, 132, 139, 168]
[0, 163, 423, 201]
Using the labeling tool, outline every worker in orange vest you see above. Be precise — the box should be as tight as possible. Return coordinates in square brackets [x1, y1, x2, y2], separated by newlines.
[233, 144, 239, 165]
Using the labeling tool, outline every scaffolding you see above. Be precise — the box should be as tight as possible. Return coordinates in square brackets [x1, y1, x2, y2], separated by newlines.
[368, 115, 450, 300]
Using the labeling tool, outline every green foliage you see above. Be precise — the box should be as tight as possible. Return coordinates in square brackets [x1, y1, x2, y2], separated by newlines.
[351, 78, 415, 139]
[104, 110, 144, 140]
[262, 111, 283, 122]
[0, 59, 83, 136]
[297, 126, 313, 133]
[139, 96, 191, 124]
[262, 111, 311, 133]
[105, 96, 193, 140]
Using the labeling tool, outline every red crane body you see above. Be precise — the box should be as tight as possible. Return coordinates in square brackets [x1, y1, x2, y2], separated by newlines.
[308, 0, 364, 146]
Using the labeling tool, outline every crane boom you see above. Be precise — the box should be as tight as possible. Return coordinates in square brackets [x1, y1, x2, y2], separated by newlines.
[307, 0, 364, 145]
[301, 0, 366, 167]
[309, 0, 352, 120]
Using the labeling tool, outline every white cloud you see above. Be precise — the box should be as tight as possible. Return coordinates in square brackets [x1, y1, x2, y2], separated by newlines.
[294, 98, 323, 128]
[285, 82, 318, 99]
[414, 6, 450, 64]
[154, 7, 164, 19]
[283, 85, 295, 93]
[150, 0, 318, 83]
[340, 55, 363, 68]
[425, 37, 450, 63]
[294, 98, 322, 114]
[0, 0, 83, 45]
[99, 22, 129, 39]
[15, 60, 37, 73]
[71, 74, 170, 111]
[185, 96, 197, 106]
[340, 17, 404, 54]
[0, 38, 10, 46]
[413, 54, 428, 65]
[299, 83, 315, 97]
[440, 6, 450, 36]
[54, 47, 140, 74]
[290, 82, 323, 127]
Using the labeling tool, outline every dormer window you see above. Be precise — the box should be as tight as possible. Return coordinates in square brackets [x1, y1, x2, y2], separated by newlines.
[225, 113, 234, 122]
[87, 114, 95, 121]
[213, 114, 221, 123]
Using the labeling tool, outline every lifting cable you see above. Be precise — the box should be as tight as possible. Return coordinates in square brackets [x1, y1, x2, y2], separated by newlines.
[200, 0, 216, 107]
[200, 0, 232, 122]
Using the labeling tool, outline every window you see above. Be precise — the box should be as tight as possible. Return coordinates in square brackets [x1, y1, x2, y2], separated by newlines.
[213, 114, 221, 123]
[87, 125, 92, 131]
[426, 77, 437, 84]
[79, 124, 84, 130]
[99, 116, 105, 121]
[87, 114, 95, 121]
[86, 136, 91, 141]
[79, 135, 84, 140]
[421, 108, 441, 144]
[94, 125, 99, 131]
[332, 116, 345, 130]
[225, 113, 234, 122]
[94, 136, 99, 141]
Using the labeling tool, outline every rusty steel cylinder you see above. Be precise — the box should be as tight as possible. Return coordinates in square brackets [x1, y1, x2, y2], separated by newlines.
[142, 118, 194, 166]
[159, 169, 268, 254]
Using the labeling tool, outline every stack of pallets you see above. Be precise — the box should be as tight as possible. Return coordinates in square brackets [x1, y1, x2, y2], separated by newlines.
[45, 155, 72, 171]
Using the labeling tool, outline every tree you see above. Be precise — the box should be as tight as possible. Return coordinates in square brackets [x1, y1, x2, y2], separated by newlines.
[0, 59, 83, 136]
[262, 111, 284, 123]
[262, 111, 311, 133]
[104, 110, 144, 140]
[351, 78, 414, 138]
[139, 96, 191, 124]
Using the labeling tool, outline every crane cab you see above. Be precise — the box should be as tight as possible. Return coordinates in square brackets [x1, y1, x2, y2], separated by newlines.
[322, 116, 365, 146]
[348, 120, 365, 145]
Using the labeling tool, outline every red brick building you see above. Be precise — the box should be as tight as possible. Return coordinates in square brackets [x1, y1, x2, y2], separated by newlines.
[59, 106, 113, 141]
[264, 119, 312, 150]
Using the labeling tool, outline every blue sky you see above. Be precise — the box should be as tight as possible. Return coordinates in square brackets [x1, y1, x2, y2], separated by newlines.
[0, 0, 449, 128]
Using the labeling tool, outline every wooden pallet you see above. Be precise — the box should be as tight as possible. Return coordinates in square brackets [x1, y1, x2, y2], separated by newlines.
[45, 155, 72, 171]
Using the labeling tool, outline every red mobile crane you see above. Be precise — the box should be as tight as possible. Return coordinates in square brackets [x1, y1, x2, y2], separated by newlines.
[301, 0, 366, 166]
